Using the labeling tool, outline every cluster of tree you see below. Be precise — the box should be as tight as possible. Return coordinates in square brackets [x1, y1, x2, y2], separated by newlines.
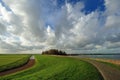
[42, 49, 67, 55]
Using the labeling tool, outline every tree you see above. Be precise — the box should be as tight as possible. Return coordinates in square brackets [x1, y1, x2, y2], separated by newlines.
[42, 49, 67, 55]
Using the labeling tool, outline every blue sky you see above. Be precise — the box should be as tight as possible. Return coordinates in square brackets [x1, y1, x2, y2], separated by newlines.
[0, 0, 120, 53]
[56, 0, 105, 14]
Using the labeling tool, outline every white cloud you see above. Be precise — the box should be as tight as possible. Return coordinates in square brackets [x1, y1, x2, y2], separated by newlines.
[105, 0, 120, 14]
[0, 22, 6, 35]
[105, 0, 120, 28]
[0, 0, 120, 53]
[105, 15, 120, 28]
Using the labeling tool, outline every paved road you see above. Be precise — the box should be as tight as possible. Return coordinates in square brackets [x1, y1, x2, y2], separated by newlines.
[84, 59, 120, 80]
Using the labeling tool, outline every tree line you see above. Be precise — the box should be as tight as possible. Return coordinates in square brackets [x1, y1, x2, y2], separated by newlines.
[42, 49, 67, 55]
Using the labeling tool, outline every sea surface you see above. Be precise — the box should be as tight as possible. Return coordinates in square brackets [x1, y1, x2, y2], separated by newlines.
[77, 54, 120, 60]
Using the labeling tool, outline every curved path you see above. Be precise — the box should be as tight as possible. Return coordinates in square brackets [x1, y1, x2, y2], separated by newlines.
[0, 58, 35, 76]
[84, 59, 120, 80]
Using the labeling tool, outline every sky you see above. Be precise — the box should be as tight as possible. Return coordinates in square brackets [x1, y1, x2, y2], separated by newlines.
[0, 0, 120, 53]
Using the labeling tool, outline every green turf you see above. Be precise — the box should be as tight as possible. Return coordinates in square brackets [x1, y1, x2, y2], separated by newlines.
[0, 55, 103, 80]
[0, 54, 30, 72]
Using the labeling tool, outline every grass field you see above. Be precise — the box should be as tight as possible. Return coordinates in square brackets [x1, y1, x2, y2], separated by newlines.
[0, 55, 104, 80]
[0, 54, 31, 72]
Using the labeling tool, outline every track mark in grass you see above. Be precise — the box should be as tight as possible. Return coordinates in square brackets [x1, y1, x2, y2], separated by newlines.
[1, 55, 104, 80]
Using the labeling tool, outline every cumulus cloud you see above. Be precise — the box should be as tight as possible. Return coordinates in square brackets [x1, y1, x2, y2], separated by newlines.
[0, 0, 120, 53]
[0, 22, 6, 34]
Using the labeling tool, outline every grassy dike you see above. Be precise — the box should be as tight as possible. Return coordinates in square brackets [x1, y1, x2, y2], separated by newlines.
[0, 55, 31, 72]
[0, 55, 104, 80]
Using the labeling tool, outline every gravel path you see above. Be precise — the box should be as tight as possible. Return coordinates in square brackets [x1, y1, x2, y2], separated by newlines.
[0, 58, 35, 76]
[84, 59, 120, 80]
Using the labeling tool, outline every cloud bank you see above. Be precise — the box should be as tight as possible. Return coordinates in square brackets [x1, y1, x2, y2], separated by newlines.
[0, 0, 120, 53]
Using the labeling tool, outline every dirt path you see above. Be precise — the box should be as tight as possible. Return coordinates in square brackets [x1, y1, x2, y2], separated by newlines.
[0, 59, 35, 76]
[84, 59, 120, 80]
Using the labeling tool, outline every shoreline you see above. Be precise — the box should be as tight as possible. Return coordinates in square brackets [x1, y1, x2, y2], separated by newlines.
[94, 59, 120, 65]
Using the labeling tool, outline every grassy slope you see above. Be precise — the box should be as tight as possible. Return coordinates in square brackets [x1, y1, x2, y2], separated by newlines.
[96, 60, 120, 71]
[0, 55, 27, 66]
[1, 55, 103, 80]
[0, 54, 30, 72]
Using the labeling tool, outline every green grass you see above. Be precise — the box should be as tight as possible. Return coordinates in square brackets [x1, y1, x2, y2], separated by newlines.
[0, 54, 31, 72]
[0, 55, 103, 80]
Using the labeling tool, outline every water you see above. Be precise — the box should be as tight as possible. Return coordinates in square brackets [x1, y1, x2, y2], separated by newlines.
[77, 54, 120, 60]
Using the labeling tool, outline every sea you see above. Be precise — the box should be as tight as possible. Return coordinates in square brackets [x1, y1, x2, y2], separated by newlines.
[77, 54, 120, 60]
